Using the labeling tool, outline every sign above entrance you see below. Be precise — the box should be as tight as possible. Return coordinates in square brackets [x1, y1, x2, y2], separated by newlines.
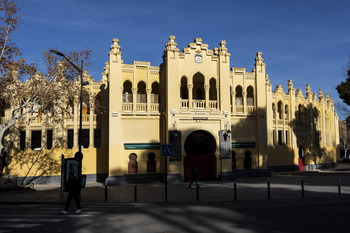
[232, 142, 256, 148]
[161, 144, 173, 156]
[124, 143, 161, 150]
[193, 117, 208, 121]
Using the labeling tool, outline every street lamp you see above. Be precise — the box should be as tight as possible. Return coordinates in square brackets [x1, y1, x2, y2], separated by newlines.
[50, 50, 89, 181]
[49, 50, 89, 154]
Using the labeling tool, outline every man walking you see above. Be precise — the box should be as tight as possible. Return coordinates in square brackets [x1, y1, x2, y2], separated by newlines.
[188, 168, 199, 188]
[60, 172, 82, 214]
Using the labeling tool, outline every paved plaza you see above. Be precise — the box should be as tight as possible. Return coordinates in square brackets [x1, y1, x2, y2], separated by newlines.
[1, 166, 350, 232]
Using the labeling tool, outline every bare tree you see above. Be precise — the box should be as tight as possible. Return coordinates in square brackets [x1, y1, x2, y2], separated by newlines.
[0, 0, 93, 176]
[339, 137, 350, 159]
[0, 0, 36, 158]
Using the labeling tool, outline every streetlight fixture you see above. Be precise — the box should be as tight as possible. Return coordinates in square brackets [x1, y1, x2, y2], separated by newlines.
[50, 49, 89, 178]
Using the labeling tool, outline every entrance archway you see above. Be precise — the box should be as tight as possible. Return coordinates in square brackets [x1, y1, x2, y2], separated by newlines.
[184, 130, 216, 181]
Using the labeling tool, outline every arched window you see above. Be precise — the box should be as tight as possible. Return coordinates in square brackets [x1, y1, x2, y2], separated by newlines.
[209, 78, 217, 100]
[151, 82, 159, 103]
[0, 99, 5, 117]
[285, 105, 289, 120]
[278, 101, 283, 120]
[147, 153, 156, 173]
[193, 73, 204, 100]
[235, 86, 243, 105]
[123, 80, 133, 103]
[137, 81, 146, 103]
[128, 153, 138, 174]
[247, 86, 254, 106]
[180, 76, 188, 99]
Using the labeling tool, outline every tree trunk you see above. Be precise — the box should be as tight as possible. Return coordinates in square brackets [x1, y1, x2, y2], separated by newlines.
[0, 118, 16, 174]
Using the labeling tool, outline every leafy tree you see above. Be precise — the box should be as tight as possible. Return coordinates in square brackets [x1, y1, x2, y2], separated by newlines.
[336, 56, 350, 106]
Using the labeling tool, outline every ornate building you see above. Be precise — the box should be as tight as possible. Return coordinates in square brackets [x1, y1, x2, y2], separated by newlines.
[1, 36, 340, 184]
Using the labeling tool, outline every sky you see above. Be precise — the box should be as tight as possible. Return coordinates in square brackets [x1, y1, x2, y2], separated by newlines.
[12, 0, 350, 119]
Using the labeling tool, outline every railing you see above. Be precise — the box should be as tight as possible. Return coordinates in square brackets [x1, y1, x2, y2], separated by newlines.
[122, 103, 133, 112]
[247, 106, 256, 115]
[151, 104, 159, 112]
[209, 100, 217, 110]
[236, 105, 244, 114]
[136, 103, 147, 112]
[181, 99, 189, 109]
[29, 116, 42, 123]
[82, 115, 89, 122]
[67, 115, 74, 123]
[193, 100, 205, 109]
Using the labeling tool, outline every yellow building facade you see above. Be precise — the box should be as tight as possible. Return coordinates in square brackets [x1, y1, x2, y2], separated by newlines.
[1, 36, 340, 184]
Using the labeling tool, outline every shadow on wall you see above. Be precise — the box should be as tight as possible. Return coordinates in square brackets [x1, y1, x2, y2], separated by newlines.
[96, 83, 109, 181]
[291, 105, 332, 166]
[9, 148, 61, 185]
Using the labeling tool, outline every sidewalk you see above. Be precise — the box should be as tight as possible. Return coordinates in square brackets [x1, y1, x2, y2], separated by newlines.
[1, 170, 350, 204]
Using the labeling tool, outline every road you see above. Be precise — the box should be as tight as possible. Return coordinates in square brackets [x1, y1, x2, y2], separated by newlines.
[0, 196, 349, 233]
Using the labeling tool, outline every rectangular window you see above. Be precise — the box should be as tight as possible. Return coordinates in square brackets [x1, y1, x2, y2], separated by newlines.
[81, 129, 89, 148]
[20, 130, 26, 150]
[31, 130, 42, 150]
[278, 130, 283, 145]
[47, 130, 53, 149]
[67, 129, 73, 149]
[273, 130, 275, 145]
[285, 131, 289, 145]
[94, 129, 101, 148]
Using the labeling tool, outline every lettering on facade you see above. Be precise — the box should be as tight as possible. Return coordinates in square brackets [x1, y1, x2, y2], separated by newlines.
[193, 117, 208, 121]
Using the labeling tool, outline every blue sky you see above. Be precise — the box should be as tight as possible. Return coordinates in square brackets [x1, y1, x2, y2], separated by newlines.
[13, 0, 350, 119]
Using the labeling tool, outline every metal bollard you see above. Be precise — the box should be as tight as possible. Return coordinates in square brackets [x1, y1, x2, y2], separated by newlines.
[196, 185, 199, 202]
[234, 182, 237, 201]
[105, 185, 108, 202]
[134, 185, 137, 202]
[338, 178, 341, 195]
[267, 181, 270, 199]
[301, 180, 304, 197]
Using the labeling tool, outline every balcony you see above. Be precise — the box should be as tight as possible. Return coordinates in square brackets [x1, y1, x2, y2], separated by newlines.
[209, 100, 217, 110]
[247, 106, 256, 115]
[136, 103, 147, 112]
[193, 100, 205, 109]
[122, 103, 133, 112]
[236, 105, 244, 114]
[181, 99, 189, 108]
[180, 99, 218, 110]
[151, 103, 159, 112]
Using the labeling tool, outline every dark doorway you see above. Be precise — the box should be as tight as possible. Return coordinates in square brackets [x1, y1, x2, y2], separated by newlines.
[184, 130, 216, 181]
[244, 151, 252, 169]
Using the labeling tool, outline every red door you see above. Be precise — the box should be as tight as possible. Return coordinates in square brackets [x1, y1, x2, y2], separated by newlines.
[298, 158, 305, 171]
[184, 154, 216, 181]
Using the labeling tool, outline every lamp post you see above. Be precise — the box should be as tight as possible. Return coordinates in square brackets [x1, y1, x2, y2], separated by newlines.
[50, 50, 88, 178]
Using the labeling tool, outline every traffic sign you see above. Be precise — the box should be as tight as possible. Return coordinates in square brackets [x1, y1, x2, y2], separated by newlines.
[161, 144, 173, 156]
